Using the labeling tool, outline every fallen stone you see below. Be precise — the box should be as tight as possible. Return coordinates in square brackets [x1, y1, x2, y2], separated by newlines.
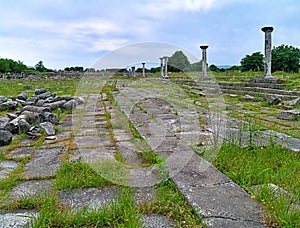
[288, 97, 300, 106]
[0, 101, 18, 111]
[18, 118, 31, 133]
[0, 130, 13, 146]
[61, 99, 78, 110]
[278, 110, 300, 120]
[16, 92, 27, 101]
[40, 122, 55, 136]
[0, 116, 10, 129]
[251, 183, 289, 198]
[46, 100, 66, 111]
[36, 91, 53, 100]
[43, 112, 59, 124]
[3, 122, 18, 134]
[35, 88, 46, 95]
[0, 95, 7, 103]
[6, 113, 18, 120]
[22, 105, 51, 113]
[21, 111, 45, 124]
[45, 135, 57, 140]
[240, 94, 255, 102]
[267, 96, 281, 105]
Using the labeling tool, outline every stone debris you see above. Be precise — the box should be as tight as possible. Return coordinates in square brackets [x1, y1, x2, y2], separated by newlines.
[0, 88, 83, 146]
[278, 109, 300, 120]
[267, 96, 281, 105]
[0, 130, 13, 146]
[287, 97, 300, 106]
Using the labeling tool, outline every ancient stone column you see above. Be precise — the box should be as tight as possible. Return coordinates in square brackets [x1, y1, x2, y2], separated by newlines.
[163, 56, 168, 78]
[159, 57, 164, 78]
[261, 26, 274, 78]
[200, 45, 209, 77]
[131, 66, 136, 77]
[142, 62, 146, 77]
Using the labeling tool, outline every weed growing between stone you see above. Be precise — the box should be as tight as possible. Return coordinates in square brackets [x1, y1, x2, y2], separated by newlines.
[54, 159, 112, 190]
[141, 179, 203, 227]
[213, 141, 300, 227]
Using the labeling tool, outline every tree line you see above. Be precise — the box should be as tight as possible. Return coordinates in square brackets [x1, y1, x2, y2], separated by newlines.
[154, 44, 300, 74]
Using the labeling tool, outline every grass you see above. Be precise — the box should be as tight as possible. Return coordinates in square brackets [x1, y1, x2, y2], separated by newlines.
[54, 159, 112, 190]
[141, 179, 203, 227]
[0, 78, 80, 97]
[213, 141, 300, 227]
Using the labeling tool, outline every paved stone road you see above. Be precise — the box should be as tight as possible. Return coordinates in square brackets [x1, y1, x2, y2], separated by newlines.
[0, 78, 266, 227]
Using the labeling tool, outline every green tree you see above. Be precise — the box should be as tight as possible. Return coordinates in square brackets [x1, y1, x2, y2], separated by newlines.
[168, 51, 190, 72]
[272, 45, 300, 73]
[240, 52, 264, 72]
[0, 59, 10, 73]
[209, 64, 220, 72]
[35, 61, 47, 72]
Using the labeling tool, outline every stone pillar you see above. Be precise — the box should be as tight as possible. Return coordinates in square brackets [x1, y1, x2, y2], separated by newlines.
[200, 45, 209, 78]
[142, 62, 146, 77]
[163, 56, 168, 78]
[261, 26, 274, 78]
[159, 57, 164, 78]
[131, 66, 136, 77]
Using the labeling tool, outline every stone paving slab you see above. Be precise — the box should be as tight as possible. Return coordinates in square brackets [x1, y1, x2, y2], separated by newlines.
[0, 160, 19, 180]
[58, 187, 119, 212]
[74, 135, 113, 148]
[172, 154, 264, 227]
[8, 180, 53, 200]
[7, 147, 34, 159]
[142, 214, 176, 228]
[70, 148, 115, 162]
[0, 210, 39, 228]
[24, 147, 67, 178]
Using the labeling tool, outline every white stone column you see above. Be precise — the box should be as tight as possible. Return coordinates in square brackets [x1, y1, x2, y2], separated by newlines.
[142, 62, 145, 77]
[163, 56, 168, 78]
[261, 26, 274, 78]
[159, 57, 164, 78]
[200, 45, 209, 78]
[131, 66, 136, 77]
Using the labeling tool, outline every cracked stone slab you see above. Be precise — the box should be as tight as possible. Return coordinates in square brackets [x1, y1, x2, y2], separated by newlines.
[9, 180, 53, 200]
[134, 187, 156, 206]
[58, 187, 119, 212]
[24, 147, 67, 178]
[172, 154, 264, 227]
[0, 210, 39, 228]
[142, 214, 176, 228]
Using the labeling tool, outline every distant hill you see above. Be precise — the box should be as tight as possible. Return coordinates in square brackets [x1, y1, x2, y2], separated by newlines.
[217, 65, 232, 69]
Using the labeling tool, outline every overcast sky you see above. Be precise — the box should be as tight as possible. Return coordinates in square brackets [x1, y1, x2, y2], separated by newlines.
[0, 0, 299, 69]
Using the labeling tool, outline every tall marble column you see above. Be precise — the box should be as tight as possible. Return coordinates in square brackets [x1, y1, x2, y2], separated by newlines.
[261, 26, 274, 78]
[163, 56, 168, 78]
[142, 62, 145, 77]
[200, 45, 209, 77]
[159, 57, 164, 78]
[131, 66, 136, 77]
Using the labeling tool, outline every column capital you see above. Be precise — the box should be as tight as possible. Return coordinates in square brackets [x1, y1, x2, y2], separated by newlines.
[200, 45, 209, 49]
[261, 26, 274, 33]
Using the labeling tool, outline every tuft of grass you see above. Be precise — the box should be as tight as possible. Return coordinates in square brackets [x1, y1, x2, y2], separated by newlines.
[54, 159, 112, 190]
[141, 179, 203, 227]
[213, 141, 300, 227]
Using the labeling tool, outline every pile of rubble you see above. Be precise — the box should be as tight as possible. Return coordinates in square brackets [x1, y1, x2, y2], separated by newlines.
[0, 88, 83, 146]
